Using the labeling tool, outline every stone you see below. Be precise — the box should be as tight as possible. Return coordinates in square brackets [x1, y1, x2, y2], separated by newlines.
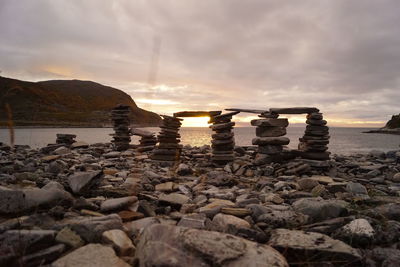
[0, 229, 56, 254]
[258, 145, 283, 154]
[297, 178, 320, 191]
[155, 182, 174, 192]
[292, 198, 348, 222]
[309, 175, 334, 184]
[52, 243, 129, 267]
[251, 118, 289, 127]
[125, 217, 160, 235]
[334, 218, 375, 246]
[392, 173, 400, 182]
[20, 244, 65, 266]
[71, 141, 89, 149]
[0, 185, 72, 214]
[268, 229, 361, 265]
[134, 224, 288, 267]
[270, 107, 319, 114]
[54, 146, 71, 155]
[68, 171, 103, 194]
[176, 163, 193, 175]
[41, 155, 61, 162]
[248, 205, 308, 228]
[55, 227, 84, 248]
[252, 137, 290, 145]
[58, 214, 124, 242]
[371, 203, 400, 221]
[159, 193, 190, 206]
[100, 196, 138, 212]
[346, 182, 368, 195]
[102, 229, 135, 256]
[118, 210, 144, 222]
[256, 126, 286, 137]
[221, 207, 251, 217]
[178, 213, 208, 229]
[212, 213, 251, 232]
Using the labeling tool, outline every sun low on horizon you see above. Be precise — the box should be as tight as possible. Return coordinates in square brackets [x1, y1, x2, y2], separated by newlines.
[180, 117, 211, 127]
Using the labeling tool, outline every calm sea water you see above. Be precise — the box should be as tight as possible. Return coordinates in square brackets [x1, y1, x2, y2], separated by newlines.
[0, 127, 399, 155]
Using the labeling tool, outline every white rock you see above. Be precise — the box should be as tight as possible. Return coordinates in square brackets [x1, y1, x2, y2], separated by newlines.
[102, 229, 135, 256]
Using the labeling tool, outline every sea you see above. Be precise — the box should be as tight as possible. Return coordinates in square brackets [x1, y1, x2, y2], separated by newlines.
[0, 127, 399, 155]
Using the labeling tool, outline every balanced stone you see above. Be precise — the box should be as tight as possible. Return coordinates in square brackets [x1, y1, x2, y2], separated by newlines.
[299, 112, 330, 160]
[152, 115, 182, 162]
[110, 104, 131, 151]
[209, 112, 236, 164]
[252, 137, 290, 146]
[251, 118, 289, 127]
[269, 107, 319, 114]
[56, 134, 76, 146]
[256, 126, 286, 137]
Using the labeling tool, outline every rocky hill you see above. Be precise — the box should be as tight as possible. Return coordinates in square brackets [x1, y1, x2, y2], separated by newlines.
[384, 114, 400, 129]
[364, 113, 400, 135]
[0, 76, 161, 127]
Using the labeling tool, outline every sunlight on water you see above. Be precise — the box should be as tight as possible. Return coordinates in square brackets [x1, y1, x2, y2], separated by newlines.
[0, 127, 399, 155]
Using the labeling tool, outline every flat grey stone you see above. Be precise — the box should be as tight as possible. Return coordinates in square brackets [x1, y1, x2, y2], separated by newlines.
[134, 224, 288, 267]
[68, 171, 102, 194]
[292, 197, 348, 222]
[52, 243, 129, 267]
[268, 228, 361, 264]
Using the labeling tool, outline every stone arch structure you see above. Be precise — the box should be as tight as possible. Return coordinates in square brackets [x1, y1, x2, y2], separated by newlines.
[226, 107, 330, 163]
[151, 111, 239, 164]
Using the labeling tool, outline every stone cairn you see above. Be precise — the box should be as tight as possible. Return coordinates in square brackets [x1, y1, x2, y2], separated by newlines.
[209, 111, 239, 164]
[56, 134, 76, 145]
[299, 112, 330, 161]
[110, 104, 131, 151]
[251, 112, 289, 163]
[130, 128, 157, 152]
[151, 115, 182, 161]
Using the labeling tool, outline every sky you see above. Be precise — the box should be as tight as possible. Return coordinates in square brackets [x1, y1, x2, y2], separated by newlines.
[1, 0, 399, 127]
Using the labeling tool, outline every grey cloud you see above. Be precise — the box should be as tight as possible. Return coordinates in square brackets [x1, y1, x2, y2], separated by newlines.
[1, 0, 400, 125]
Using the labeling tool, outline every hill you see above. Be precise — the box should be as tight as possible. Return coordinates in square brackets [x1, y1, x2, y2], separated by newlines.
[384, 114, 400, 129]
[0, 76, 161, 127]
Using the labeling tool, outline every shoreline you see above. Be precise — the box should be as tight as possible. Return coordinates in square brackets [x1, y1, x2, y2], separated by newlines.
[0, 141, 400, 265]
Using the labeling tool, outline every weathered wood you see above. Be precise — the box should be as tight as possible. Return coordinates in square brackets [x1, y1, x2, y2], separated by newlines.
[269, 107, 319, 114]
[173, 111, 221, 117]
[225, 108, 267, 114]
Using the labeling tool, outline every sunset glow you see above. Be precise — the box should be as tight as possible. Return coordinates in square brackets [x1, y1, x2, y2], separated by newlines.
[181, 117, 211, 127]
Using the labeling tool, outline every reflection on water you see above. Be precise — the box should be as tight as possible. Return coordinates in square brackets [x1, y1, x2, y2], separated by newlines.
[0, 127, 399, 155]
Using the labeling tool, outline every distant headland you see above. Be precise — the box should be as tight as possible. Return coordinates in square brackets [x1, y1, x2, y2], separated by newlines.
[364, 114, 400, 135]
[0, 76, 162, 127]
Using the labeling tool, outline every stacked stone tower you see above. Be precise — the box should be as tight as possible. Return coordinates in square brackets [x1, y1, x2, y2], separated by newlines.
[110, 104, 131, 151]
[151, 115, 182, 161]
[299, 112, 330, 160]
[130, 128, 157, 152]
[251, 112, 289, 163]
[56, 134, 76, 146]
[209, 111, 238, 164]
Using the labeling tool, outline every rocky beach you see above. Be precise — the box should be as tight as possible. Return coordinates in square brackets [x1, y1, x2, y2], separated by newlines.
[1, 139, 400, 266]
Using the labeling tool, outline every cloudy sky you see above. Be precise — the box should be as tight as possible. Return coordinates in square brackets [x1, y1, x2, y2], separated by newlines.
[1, 0, 399, 127]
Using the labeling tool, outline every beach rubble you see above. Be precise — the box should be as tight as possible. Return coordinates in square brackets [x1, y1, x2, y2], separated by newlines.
[0, 140, 400, 266]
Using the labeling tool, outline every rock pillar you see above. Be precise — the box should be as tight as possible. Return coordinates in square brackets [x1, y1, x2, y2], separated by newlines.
[110, 105, 131, 151]
[298, 112, 330, 160]
[151, 115, 182, 161]
[251, 113, 289, 163]
[209, 111, 238, 164]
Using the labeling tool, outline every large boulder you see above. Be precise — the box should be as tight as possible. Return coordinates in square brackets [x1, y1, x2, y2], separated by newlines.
[52, 243, 129, 267]
[268, 228, 362, 265]
[134, 224, 288, 267]
[55, 214, 123, 242]
[0, 184, 72, 214]
[292, 198, 348, 222]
